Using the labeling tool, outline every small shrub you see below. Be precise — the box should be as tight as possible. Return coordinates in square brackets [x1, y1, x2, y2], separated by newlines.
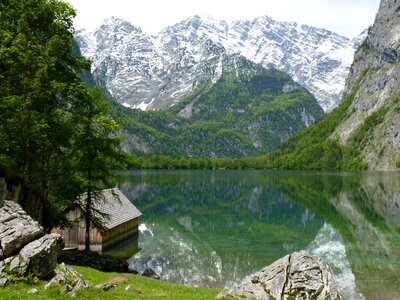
[396, 160, 400, 169]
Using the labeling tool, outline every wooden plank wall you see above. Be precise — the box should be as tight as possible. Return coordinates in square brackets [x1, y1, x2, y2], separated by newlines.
[52, 207, 140, 252]
[102, 218, 139, 250]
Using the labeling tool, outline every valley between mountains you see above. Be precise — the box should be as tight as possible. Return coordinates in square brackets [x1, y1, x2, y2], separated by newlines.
[76, 3, 400, 170]
[74, 15, 364, 159]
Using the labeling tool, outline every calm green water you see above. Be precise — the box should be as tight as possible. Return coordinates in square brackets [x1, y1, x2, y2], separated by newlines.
[114, 170, 400, 300]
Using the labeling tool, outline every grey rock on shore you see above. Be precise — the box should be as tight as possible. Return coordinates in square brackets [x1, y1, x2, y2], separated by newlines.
[0, 201, 63, 281]
[216, 251, 342, 300]
[0, 201, 44, 260]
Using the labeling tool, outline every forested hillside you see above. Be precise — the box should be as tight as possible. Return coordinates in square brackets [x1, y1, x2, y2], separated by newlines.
[114, 56, 324, 158]
[266, 0, 400, 171]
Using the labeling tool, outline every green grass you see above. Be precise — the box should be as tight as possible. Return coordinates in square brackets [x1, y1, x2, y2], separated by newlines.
[0, 266, 219, 300]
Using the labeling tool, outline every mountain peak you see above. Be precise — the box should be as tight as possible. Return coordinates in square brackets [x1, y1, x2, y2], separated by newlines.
[76, 15, 359, 112]
[100, 17, 143, 34]
[162, 14, 228, 38]
[188, 14, 221, 24]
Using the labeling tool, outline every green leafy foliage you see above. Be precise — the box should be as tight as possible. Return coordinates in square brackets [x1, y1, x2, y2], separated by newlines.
[0, 0, 88, 227]
[114, 64, 324, 159]
[349, 105, 389, 151]
[72, 87, 124, 249]
[265, 88, 368, 170]
[0, 0, 123, 229]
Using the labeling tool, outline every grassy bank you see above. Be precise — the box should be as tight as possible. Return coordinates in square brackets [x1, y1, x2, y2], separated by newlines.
[0, 266, 220, 300]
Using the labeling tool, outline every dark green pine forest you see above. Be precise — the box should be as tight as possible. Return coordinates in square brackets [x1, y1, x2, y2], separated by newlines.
[110, 58, 326, 168]
[109, 74, 365, 170]
[0, 0, 123, 229]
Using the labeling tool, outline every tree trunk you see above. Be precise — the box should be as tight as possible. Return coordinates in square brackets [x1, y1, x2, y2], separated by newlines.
[84, 169, 92, 251]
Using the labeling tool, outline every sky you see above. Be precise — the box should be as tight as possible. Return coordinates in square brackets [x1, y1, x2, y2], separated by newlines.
[65, 0, 380, 38]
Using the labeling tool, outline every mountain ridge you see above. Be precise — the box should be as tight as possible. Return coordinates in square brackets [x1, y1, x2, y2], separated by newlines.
[114, 55, 324, 158]
[75, 15, 362, 112]
[331, 0, 400, 170]
[267, 0, 400, 171]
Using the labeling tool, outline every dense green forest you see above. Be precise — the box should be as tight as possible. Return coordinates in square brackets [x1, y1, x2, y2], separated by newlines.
[113, 61, 324, 158]
[121, 88, 367, 171]
[0, 0, 123, 229]
[265, 88, 367, 170]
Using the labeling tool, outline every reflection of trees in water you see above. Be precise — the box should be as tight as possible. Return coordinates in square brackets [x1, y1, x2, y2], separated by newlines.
[115, 170, 400, 298]
[116, 170, 323, 287]
[272, 172, 400, 300]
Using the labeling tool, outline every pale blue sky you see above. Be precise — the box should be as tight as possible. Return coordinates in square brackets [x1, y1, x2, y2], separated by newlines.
[65, 0, 380, 38]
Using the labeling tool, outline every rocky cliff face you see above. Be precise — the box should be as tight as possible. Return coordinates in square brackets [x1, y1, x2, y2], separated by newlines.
[75, 15, 359, 112]
[333, 0, 400, 170]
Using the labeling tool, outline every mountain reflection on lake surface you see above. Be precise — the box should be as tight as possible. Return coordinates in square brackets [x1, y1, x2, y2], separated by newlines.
[114, 170, 400, 300]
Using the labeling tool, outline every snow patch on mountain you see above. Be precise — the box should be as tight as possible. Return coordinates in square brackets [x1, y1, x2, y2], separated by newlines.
[75, 15, 364, 112]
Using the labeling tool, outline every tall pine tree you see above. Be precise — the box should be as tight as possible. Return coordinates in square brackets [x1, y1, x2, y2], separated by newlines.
[73, 87, 123, 250]
[0, 0, 123, 230]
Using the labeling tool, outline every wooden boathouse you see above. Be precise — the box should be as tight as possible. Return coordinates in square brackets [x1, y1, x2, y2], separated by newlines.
[52, 188, 142, 252]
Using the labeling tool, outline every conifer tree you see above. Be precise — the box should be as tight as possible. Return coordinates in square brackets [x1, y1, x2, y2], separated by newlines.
[0, 0, 122, 230]
[73, 87, 123, 251]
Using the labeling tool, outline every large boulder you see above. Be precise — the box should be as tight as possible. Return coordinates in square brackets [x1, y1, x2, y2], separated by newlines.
[216, 251, 343, 300]
[3, 234, 64, 279]
[0, 201, 44, 260]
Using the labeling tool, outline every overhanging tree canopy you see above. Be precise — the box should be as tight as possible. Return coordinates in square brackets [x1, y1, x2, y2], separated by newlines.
[0, 0, 123, 230]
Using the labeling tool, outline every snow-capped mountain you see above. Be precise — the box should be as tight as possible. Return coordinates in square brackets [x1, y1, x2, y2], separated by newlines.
[75, 15, 362, 112]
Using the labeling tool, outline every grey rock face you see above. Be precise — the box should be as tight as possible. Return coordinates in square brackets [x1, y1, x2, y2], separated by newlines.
[142, 267, 160, 280]
[0, 201, 44, 260]
[44, 270, 66, 289]
[21, 234, 64, 278]
[76, 15, 359, 112]
[0, 277, 9, 287]
[60, 284, 74, 294]
[216, 251, 342, 300]
[0, 202, 64, 280]
[333, 0, 400, 170]
[3, 233, 64, 279]
[381, 47, 398, 63]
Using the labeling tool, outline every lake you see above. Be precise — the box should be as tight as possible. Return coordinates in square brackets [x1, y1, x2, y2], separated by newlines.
[113, 170, 400, 300]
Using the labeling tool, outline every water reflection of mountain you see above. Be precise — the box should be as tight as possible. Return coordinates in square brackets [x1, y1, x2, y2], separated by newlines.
[115, 171, 400, 299]
[270, 172, 400, 300]
[116, 171, 323, 288]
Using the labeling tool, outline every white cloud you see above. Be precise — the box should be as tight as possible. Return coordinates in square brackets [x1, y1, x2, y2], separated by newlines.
[65, 0, 380, 38]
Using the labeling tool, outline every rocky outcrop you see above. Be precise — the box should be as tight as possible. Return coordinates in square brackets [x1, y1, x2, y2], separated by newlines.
[0, 201, 44, 260]
[142, 267, 160, 280]
[0, 201, 63, 281]
[45, 262, 118, 295]
[76, 15, 357, 112]
[3, 234, 64, 279]
[332, 0, 400, 170]
[95, 282, 118, 291]
[216, 251, 342, 300]
[45, 263, 89, 296]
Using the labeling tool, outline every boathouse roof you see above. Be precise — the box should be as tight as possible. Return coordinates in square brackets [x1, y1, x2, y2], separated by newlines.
[78, 188, 142, 230]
